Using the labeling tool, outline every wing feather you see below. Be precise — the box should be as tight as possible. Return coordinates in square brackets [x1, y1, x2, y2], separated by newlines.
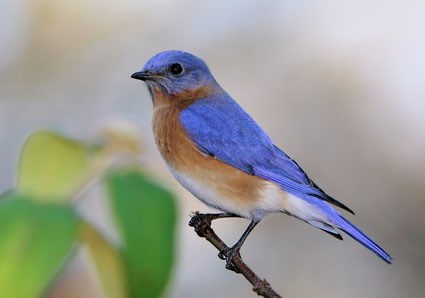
[180, 96, 353, 214]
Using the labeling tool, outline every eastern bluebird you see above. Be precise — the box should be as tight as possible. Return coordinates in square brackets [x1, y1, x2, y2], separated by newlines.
[131, 50, 392, 266]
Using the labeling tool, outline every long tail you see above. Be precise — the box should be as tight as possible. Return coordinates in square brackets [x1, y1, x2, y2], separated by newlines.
[337, 216, 393, 264]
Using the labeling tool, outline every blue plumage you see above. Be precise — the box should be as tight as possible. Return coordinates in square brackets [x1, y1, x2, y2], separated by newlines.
[180, 95, 274, 173]
[180, 92, 392, 264]
[180, 95, 353, 213]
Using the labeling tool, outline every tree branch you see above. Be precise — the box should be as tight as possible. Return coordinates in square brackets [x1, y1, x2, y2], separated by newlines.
[189, 212, 283, 298]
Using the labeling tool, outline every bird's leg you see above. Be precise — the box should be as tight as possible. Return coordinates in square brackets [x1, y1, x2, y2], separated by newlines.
[219, 220, 259, 273]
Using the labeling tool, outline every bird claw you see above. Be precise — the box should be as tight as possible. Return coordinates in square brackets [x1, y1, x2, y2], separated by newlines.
[218, 246, 242, 273]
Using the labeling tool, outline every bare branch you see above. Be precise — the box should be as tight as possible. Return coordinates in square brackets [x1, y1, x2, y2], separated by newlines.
[189, 212, 283, 298]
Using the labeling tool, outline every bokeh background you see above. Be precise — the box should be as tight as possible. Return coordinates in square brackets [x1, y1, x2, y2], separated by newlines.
[1, 1, 424, 297]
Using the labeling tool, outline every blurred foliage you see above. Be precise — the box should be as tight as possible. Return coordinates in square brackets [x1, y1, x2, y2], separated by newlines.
[18, 131, 90, 201]
[0, 196, 78, 298]
[107, 171, 176, 298]
[80, 220, 128, 298]
[0, 130, 177, 298]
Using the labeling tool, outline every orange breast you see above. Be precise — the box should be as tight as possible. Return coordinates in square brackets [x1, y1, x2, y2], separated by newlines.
[151, 90, 266, 214]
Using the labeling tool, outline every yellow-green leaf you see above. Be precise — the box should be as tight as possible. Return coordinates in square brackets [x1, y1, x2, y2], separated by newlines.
[18, 130, 89, 202]
[0, 195, 78, 298]
[80, 221, 128, 298]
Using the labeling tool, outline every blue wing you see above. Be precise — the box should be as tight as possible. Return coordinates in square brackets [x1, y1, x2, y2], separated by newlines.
[179, 95, 354, 214]
[180, 96, 395, 264]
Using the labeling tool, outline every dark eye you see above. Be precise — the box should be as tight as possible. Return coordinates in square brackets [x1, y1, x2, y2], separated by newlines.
[170, 63, 184, 76]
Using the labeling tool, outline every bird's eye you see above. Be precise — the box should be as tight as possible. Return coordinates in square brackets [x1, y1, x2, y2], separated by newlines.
[170, 63, 184, 76]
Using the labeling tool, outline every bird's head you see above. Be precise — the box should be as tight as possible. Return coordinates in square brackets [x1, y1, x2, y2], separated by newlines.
[131, 50, 221, 105]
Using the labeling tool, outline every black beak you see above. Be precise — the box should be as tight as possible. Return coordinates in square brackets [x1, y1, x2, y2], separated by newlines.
[131, 71, 155, 81]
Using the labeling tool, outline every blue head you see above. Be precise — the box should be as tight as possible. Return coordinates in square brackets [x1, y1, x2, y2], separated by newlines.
[131, 50, 221, 100]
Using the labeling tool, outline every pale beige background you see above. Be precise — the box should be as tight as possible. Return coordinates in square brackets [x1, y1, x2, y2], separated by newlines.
[1, 1, 424, 297]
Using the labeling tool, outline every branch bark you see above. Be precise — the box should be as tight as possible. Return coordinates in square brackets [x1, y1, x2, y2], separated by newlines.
[189, 212, 283, 298]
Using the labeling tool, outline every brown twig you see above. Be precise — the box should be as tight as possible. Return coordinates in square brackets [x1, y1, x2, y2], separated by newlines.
[189, 212, 283, 298]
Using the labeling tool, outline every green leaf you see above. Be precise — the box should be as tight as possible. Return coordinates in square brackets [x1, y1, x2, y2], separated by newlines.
[0, 195, 79, 298]
[18, 130, 89, 202]
[106, 169, 177, 298]
[80, 221, 128, 298]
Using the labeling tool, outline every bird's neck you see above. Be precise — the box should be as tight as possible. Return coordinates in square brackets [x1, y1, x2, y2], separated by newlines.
[151, 84, 223, 111]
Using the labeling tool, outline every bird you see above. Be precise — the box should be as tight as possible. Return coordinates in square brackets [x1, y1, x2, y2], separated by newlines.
[131, 50, 393, 266]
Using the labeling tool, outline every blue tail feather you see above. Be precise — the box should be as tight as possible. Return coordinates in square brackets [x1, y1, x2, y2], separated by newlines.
[337, 216, 393, 264]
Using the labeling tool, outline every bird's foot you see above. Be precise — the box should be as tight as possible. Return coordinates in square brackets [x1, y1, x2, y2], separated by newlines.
[218, 246, 242, 273]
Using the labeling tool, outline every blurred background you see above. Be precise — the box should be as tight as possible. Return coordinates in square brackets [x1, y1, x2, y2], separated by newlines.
[1, 1, 424, 297]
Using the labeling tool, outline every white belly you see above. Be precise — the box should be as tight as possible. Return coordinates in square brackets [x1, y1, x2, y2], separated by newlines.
[169, 167, 250, 216]
[168, 165, 289, 220]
